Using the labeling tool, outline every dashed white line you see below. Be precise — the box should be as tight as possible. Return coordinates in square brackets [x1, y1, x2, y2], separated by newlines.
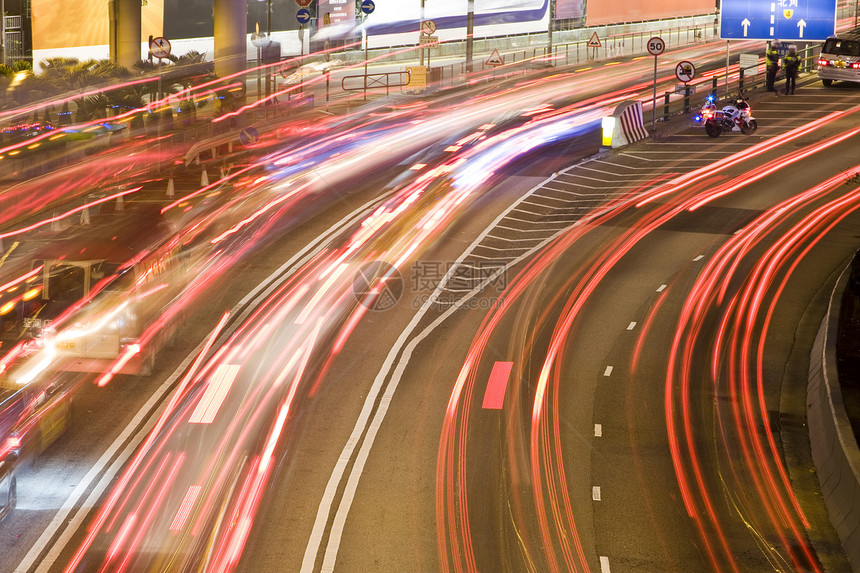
[656, 284, 667, 292]
[693, 254, 704, 261]
[603, 366, 613, 377]
[600, 556, 612, 573]
[627, 321, 637, 330]
[592, 486, 602, 501]
[594, 423, 602, 437]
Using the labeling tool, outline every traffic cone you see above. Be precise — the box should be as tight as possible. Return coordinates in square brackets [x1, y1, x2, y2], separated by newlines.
[167, 177, 175, 198]
[201, 168, 209, 187]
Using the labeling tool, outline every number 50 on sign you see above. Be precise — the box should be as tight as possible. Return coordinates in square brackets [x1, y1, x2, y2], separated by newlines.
[647, 37, 665, 56]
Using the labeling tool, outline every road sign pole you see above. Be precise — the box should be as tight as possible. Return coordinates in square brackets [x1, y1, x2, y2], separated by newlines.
[157, 57, 162, 173]
[646, 37, 664, 129]
[652, 55, 657, 129]
[725, 41, 730, 97]
[363, 14, 368, 101]
[419, 0, 425, 66]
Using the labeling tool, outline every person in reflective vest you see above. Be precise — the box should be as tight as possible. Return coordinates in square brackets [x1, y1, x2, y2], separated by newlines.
[766, 39, 781, 92]
[783, 47, 800, 95]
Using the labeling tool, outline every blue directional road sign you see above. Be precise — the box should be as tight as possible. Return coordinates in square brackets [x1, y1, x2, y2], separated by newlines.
[296, 8, 311, 25]
[719, 0, 835, 41]
[361, 0, 375, 15]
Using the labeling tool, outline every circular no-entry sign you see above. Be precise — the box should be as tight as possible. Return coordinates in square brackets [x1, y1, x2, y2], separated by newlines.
[647, 37, 665, 56]
[675, 60, 695, 83]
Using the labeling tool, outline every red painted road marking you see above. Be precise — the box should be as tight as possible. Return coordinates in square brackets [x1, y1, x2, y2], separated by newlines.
[482, 361, 513, 409]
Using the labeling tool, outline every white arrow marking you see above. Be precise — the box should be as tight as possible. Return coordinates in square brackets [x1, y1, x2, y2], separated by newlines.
[798, 19, 807, 38]
[742, 18, 751, 36]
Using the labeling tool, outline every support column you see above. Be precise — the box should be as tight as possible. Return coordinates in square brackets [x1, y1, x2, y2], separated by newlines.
[114, 0, 142, 69]
[214, 0, 248, 79]
[465, 0, 474, 74]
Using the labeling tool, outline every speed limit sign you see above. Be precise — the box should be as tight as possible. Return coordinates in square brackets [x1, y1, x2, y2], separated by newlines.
[647, 37, 665, 56]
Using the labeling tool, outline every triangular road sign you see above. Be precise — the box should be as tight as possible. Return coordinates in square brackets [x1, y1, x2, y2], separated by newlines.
[587, 32, 602, 48]
[485, 48, 505, 66]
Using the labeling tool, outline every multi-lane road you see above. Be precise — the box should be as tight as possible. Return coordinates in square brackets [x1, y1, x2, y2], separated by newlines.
[1, 34, 859, 573]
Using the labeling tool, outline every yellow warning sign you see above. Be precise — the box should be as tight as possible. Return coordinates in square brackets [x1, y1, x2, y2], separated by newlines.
[406, 66, 427, 90]
[587, 32, 601, 48]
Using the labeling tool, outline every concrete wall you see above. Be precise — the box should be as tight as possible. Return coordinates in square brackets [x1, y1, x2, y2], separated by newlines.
[808, 268, 860, 572]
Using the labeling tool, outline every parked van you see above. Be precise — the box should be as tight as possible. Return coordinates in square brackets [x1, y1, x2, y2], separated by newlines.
[818, 29, 860, 86]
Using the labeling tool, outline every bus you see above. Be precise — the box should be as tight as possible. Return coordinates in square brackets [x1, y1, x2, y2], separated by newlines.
[0, 203, 185, 377]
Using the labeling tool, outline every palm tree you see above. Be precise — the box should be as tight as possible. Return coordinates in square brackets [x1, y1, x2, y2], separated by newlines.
[37, 58, 122, 121]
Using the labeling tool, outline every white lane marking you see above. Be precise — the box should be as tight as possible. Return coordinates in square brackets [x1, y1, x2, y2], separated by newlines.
[313, 160, 637, 572]
[656, 284, 667, 292]
[23, 339, 205, 573]
[592, 486, 601, 501]
[594, 423, 602, 437]
[603, 366, 613, 377]
[188, 363, 241, 424]
[693, 254, 704, 261]
[600, 555, 612, 573]
[627, 321, 637, 330]
[22, 182, 399, 573]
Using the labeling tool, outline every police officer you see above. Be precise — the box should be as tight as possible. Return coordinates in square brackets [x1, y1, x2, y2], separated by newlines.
[783, 46, 800, 94]
[766, 39, 781, 92]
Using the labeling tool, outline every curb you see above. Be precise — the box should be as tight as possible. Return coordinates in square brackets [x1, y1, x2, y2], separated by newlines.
[808, 265, 860, 572]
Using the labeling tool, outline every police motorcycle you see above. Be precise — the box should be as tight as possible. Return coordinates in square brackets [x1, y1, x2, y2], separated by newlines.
[696, 94, 758, 137]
